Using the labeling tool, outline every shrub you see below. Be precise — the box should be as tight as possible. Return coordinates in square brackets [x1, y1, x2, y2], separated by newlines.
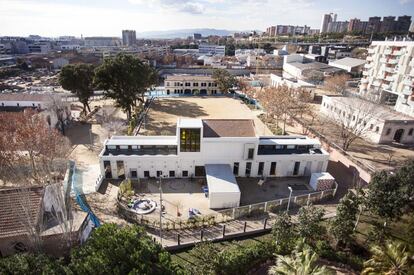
[119, 179, 134, 199]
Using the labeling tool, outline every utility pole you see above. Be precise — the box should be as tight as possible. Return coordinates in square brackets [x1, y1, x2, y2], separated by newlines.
[286, 186, 293, 213]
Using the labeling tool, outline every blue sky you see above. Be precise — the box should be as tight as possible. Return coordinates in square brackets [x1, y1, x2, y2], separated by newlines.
[0, 0, 413, 37]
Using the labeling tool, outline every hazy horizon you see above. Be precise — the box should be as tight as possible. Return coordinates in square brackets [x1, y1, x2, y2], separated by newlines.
[1, 0, 413, 37]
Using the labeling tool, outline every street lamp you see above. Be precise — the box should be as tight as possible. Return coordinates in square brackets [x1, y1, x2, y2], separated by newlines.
[286, 186, 293, 213]
[158, 176, 163, 246]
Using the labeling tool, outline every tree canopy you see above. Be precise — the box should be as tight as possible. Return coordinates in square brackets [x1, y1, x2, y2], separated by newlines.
[69, 223, 178, 275]
[94, 54, 158, 119]
[59, 64, 95, 114]
[212, 68, 237, 93]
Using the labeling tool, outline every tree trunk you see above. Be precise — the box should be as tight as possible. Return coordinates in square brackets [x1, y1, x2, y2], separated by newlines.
[86, 102, 91, 112]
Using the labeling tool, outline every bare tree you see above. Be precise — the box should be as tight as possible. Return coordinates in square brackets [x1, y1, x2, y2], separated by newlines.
[45, 94, 71, 135]
[324, 74, 351, 95]
[320, 97, 379, 151]
[0, 110, 71, 187]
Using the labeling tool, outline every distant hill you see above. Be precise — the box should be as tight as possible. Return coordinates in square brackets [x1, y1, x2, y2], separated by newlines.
[135, 28, 236, 39]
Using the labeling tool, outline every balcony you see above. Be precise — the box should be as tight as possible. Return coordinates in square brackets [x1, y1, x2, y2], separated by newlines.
[385, 76, 394, 82]
[391, 50, 404, 56]
[387, 59, 398, 65]
[404, 79, 414, 87]
[361, 78, 369, 84]
[383, 49, 392, 55]
[366, 56, 373, 62]
[368, 48, 376, 54]
[371, 81, 381, 87]
[382, 83, 391, 90]
[379, 58, 387, 63]
[384, 67, 394, 73]
[402, 86, 414, 95]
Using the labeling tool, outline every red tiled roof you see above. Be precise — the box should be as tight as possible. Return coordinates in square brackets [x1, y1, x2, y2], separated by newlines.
[0, 93, 50, 102]
[0, 186, 44, 238]
[202, 119, 256, 138]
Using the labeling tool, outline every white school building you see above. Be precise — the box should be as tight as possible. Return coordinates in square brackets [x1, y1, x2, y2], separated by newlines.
[99, 119, 329, 208]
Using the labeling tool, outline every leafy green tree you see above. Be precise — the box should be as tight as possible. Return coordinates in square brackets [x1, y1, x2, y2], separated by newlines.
[297, 205, 326, 243]
[0, 253, 66, 275]
[190, 242, 220, 274]
[94, 54, 158, 119]
[395, 159, 414, 201]
[269, 240, 333, 275]
[330, 191, 360, 247]
[272, 213, 297, 254]
[362, 241, 414, 275]
[364, 171, 407, 222]
[69, 223, 179, 275]
[59, 64, 95, 115]
[212, 68, 237, 93]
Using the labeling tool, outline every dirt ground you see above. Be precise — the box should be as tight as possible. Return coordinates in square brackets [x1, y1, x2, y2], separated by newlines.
[283, 103, 414, 171]
[140, 96, 272, 136]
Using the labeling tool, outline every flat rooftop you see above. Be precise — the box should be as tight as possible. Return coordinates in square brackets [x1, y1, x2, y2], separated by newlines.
[0, 93, 50, 102]
[203, 119, 256, 138]
[165, 74, 213, 81]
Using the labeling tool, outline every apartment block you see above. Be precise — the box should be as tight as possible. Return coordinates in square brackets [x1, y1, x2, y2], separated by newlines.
[122, 30, 136, 46]
[359, 41, 414, 117]
[198, 44, 225, 56]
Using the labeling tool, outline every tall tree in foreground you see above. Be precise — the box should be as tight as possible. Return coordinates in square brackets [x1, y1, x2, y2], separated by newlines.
[272, 213, 297, 255]
[94, 54, 158, 119]
[212, 68, 237, 93]
[0, 110, 70, 186]
[59, 64, 95, 115]
[297, 205, 326, 244]
[362, 241, 413, 275]
[69, 223, 179, 275]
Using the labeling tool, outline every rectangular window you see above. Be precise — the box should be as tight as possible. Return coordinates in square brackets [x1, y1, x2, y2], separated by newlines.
[245, 162, 252, 176]
[233, 162, 239, 175]
[293, 162, 300, 176]
[156, 171, 162, 177]
[258, 162, 264, 176]
[182, 170, 188, 177]
[180, 128, 201, 152]
[270, 162, 276, 175]
[408, 128, 413, 136]
[144, 171, 150, 177]
[130, 169, 137, 178]
[247, 148, 254, 159]
[169, 171, 175, 177]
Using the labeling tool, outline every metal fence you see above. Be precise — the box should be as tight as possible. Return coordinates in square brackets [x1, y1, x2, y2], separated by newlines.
[217, 185, 337, 220]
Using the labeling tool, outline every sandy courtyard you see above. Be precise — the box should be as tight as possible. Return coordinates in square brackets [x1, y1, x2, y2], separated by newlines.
[139, 96, 272, 136]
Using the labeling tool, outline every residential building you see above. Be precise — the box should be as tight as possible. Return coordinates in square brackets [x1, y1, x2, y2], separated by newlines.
[359, 41, 414, 117]
[348, 18, 368, 33]
[266, 26, 276, 37]
[84, 37, 121, 47]
[327, 21, 349, 33]
[396, 16, 412, 32]
[367, 16, 382, 34]
[283, 54, 343, 80]
[381, 16, 397, 33]
[328, 57, 366, 74]
[321, 96, 414, 144]
[270, 73, 316, 90]
[198, 44, 226, 56]
[0, 183, 92, 256]
[164, 75, 219, 95]
[99, 118, 329, 208]
[122, 30, 136, 46]
[320, 13, 337, 33]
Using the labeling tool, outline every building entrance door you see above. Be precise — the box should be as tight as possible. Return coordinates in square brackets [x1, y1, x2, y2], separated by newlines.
[393, 129, 404, 143]
[195, 166, 205, 177]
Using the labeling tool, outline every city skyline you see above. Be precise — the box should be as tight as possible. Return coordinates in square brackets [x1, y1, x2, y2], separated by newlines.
[1, 0, 413, 37]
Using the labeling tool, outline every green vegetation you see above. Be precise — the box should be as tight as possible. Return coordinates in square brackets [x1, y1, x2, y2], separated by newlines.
[0, 224, 180, 275]
[211, 68, 237, 93]
[94, 54, 158, 119]
[59, 63, 95, 115]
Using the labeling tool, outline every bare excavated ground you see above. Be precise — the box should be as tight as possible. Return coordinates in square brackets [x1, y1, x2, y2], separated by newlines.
[139, 96, 273, 136]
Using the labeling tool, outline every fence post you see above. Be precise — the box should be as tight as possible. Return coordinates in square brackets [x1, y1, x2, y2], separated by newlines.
[200, 229, 204, 241]
[264, 218, 268, 229]
[232, 208, 236, 219]
[333, 182, 338, 197]
[294, 196, 297, 203]
[279, 199, 283, 205]
[222, 225, 226, 237]
[244, 221, 247, 233]
[264, 201, 268, 212]
[177, 234, 181, 246]
[248, 205, 252, 215]
[307, 193, 311, 206]
[320, 190, 325, 200]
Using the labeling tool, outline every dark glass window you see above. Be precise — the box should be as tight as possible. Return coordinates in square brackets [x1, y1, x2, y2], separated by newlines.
[293, 162, 300, 176]
[409, 128, 413, 136]
[245, 162, 252, 176]
[144, 171, 150, 177]
[169, 171, 175, 177]
[156, 171, 162, 177]
[247, 148, 254, 159]
[180, 128, 201, 152]
[182, 170, 188, 177]
[258, 162, 264, 175]
[270, 162, 276, 175]
[233, 162, 239, 175]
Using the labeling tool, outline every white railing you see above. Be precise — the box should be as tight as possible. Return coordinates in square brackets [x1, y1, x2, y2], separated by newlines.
[95, 174, 104, 192]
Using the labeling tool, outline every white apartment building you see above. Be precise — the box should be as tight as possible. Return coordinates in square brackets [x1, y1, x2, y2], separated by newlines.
[320, 13, 337, 33]
[99, 118, 329, 208]
[164, 75, 219, 95]
[199, 44, 226, 56]
[321, 95, 414, 144]
[360, 41, 414, 117]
